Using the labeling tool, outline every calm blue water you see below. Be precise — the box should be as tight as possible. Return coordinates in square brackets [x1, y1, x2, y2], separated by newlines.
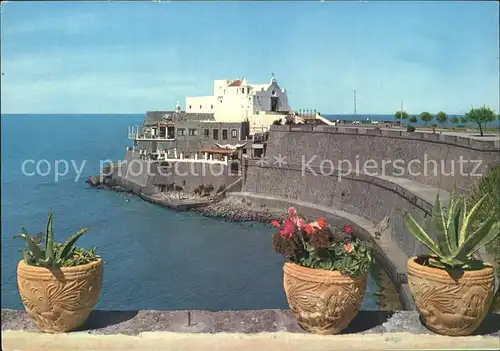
[1, 114, 383, 311]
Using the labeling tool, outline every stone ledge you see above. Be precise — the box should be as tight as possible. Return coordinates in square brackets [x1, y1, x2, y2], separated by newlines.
[2, 309, 498, 337]
[269, 125, 500, 151]
[3, 331, 500, 351]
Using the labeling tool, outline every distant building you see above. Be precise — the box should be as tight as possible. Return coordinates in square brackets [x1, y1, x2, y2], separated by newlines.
[186, 74, 291, 133]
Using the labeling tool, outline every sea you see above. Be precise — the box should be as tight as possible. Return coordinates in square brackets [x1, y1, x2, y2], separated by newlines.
[1, 114, 402, 311]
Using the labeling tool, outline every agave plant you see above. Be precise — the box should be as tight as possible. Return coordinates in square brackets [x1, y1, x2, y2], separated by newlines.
[404, 189, 500, 269]
[14, 212, 97, 268]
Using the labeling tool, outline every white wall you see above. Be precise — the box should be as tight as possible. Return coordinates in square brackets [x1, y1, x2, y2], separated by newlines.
[185, 96, 216, 113]
[185, 78, 292, 129]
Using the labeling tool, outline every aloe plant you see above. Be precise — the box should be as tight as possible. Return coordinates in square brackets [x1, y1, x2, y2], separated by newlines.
[404, 188, 500, 269]
[14, 212, 97, 268]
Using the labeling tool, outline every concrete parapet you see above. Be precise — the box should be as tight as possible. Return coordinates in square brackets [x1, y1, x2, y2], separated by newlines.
[2, 309, 498, 351]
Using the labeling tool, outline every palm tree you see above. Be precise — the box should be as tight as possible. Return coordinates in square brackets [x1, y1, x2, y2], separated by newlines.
[450, 116, 460, 125]
[419, 111, 433, 126]
[408, 116, 418, 124]
[436, 111, 448, 128]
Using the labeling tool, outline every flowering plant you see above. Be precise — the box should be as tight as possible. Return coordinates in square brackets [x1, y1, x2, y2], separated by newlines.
[271, 208, 373, 276]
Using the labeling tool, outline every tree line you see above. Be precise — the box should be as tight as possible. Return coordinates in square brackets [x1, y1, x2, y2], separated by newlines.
[394, 106, 500, 136]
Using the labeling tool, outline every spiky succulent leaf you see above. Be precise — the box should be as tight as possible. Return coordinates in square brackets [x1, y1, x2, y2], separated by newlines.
[57, 228, 89, 262]
[14, 231, 44, 261]
[45, 212, 54, 263]
[404, 214, 442, 257]
[458, 193, 489, 246]
[447, 198, 463, 255]
[430, 194, 452, 256]
[454, 219, 500, 261]
[445, 186, 457, 230]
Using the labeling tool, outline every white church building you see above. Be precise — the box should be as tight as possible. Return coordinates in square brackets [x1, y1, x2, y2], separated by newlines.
[185, 74, 292, 133]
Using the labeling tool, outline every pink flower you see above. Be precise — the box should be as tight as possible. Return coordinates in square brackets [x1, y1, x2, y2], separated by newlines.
[317, 217, 327, 229]
[297, 218, 305, 229]
[344, 242, 353, 254]
[270, 219, 280, 228]
[344, 224, 353, 235]
[287, 207, 296, 218]
[279, 219, 295, 239]
[304, 224, 316, 236]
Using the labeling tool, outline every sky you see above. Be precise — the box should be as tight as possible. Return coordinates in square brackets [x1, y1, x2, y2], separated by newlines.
[1, 1, 499, 115]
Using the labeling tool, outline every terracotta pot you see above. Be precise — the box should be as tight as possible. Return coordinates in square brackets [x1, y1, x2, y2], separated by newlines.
[283, 262, 367, 334]
[17, 258, 103, 333]
[407, 256, 495, 336]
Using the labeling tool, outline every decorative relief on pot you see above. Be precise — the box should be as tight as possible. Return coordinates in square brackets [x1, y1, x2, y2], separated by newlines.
[17, 259, 103, 333]
[283, 262, 367, 334]
[407, 257, 494, 336]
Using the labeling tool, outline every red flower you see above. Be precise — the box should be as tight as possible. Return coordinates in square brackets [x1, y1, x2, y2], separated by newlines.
[270, 219, 280, 228]
[287, 207, 296, 218]
[317, 217, 327, 229]
[344, 242, 353, 254]
[304, 224, 315, 236]
[279, 219, 295, 239]
[344, 224, 353, 235]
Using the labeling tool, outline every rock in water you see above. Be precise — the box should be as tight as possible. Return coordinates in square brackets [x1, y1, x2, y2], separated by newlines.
[87, 176, 101, 187]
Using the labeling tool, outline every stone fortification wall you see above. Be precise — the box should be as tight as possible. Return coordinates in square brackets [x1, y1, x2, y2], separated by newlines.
[265, 125, 499, 193]
[242, 126, 499, 257]
[112, 150, 239, 195]
[149, 162, 239, 193]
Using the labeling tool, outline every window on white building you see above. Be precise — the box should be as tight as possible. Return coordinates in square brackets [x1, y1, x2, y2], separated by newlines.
[211, 105, 213, 109]
[199, 105, 202, 109]
[231, 129, 238, 138]
[222, 129, 228, 140]
[242, 88, 245, 94]
[213, 129, 219, 140]
[188, 128, 198, 136]
[204, 129, 210, 137]
[177, 128, 186, 136]
[189, 105, 192, 109]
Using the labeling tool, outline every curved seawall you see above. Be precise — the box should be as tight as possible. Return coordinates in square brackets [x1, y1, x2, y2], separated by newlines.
[241, 125, 500, 259]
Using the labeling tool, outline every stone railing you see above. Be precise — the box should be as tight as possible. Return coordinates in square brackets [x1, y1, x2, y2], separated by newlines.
[269, 125, 500, 151]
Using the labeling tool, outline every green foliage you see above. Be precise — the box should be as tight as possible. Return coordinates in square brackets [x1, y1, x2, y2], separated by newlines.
[450, 116, 460, 124]
[272, 119, 282, 125]
[14, 212, 97, 268]
[408, 116, 418, 124]
[296, 238, 373, 276]
[465, 106, 497, 136]
[436, 111, 448, 127]
[406, 125, 416, 132]
[468, 165, 500, 270]
[271, 210, 373, 277]
[404, 189, 500, 270]
[419, 111, 433, 126]
[394, 110, 409, 120]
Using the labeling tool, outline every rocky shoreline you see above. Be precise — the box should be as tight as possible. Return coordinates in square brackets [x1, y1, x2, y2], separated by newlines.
[191, 197, 283, 222]
[87, 175, 281, 222]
